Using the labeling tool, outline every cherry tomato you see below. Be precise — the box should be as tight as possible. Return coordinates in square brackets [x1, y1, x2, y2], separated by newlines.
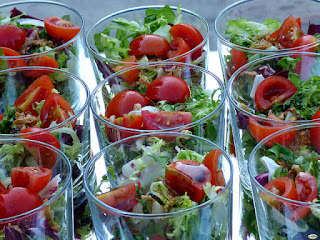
[202, 149, 225, 186]
[145, 75, 191, 103]
[44, 16, 81, 42]
[293, 35, 318, 52]
[11, 166, 53, 193]
[96, 182, 140, 212]
[263, 177, 298, 209]
[310, 109, 320, 152]
[229, 49, 247, 76]
[167, 37, 191, 62]
[106, 90, 149, 118]
[112, 56, 139, 84]
[23, 55, 59, 78]
[0, 114, 3, 121]
[40, 92, 75, 128]
[277, 15, 303, 48]
[255, 76, 298, 111]
[165, 160, 211, 203]
[142, 111, 192, 130]
[20, 127, 61, 169]
[0, 187, 43, 219]
[248, 116, 296, 147]
[0, 25, 26, 51]
[14, 75, 54, 116]
[129, 34, 170, 58]
[106, 114, 143, 142]
[0, 47, 27, 68]
[0, 182, 5, 193]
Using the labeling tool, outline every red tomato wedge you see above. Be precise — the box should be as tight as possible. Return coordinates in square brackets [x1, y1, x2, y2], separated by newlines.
[20, 127, 60, 169]
[145, 75, 191, 103]
[255, 76, 298, 111]
[113, 56, 139, 84]
[0, 25, 26, 51]
[96, 182, 141, 212]
[293, 35, 318, 52]
[14, 75, 54, 116]
[0, 182, 5, 193]
[11, 166, 53, 193]
[202, 149, 225, 186]
[44, 16, 81, 42]
[277, 15, 303, 48]
[142, 111, 193, 130]
[229, 48, 247, 76]
[310, 109, 320, 152]
[165, 160, 211, 203]
[40, 92, 75, 128]
[167, 37, 191, 62]
[0, 47, 27, 68]
[24, 55, 59, 78]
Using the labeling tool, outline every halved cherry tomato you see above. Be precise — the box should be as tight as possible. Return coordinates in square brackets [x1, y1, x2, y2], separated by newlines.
[0, 47, 27, 68]
[165, 160, 211, 203]
[20, 127, 60, 169]
[0, 182, 5, 193]
[167, 37, 191, 62]
[44, 16, 81, 42]
[106, 114, 143, 142]
[262, 177, 298, 211]
[229, 48, 247, 76]
[291, 172, 318, 221]
[11, 166, 53, 193]
[277, 15, 303, 48]
[129, 34, 170, 58]
[0, 114, 3, 121]
[0, 187, 43, 219]
[106, 90, 149, 118]
[145, 75, 191, 103]
[255, 76, 298, 111]
[96, 182, 141, 212]
[112, 56, 139, 84]
[202, 149, 225, 186]
[142, 110, 192, 130]
[40, 92, 75, 128]
[310, 109, 320, 152]
[267, 17, 301, 41]
[293, 35, 318, 52]
[23, 55, 59, 78]
[248, 115, 296, 147]
[14, 75, 54, 116]
[0, 25, 26, 51]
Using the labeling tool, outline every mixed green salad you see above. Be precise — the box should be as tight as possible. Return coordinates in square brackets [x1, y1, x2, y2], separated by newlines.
[92, 135, 230, 240]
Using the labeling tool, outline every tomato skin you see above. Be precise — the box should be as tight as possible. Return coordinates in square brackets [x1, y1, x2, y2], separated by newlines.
[0, 47, 27, 68]
[167, 37, 191, 62]
[40, 92, 75, 128]
[44, 16, 81, 42]
[142, 111, 193, 130]
[11, 166, 53, 193]
[202, 149, 225, 186]
[310, 109, 320, 152]
[0, 182, 5, 193]
[129, 34, 170, 58]
[20, 127, 60, 169]
[23, 55, 59, 78]
[14, 75, 54, 116]
[97, 182, 140, 212]
[0, 187, 43, 219]
[293, 35, 318, 52]
[277, 15, 303, 48]
[106, 90, 149, 118]
[248, 116, 296, 147]
[113, 56, 139, 84]
[255, 76, 298, 111]
[229, 49, 247, 76]
[165, 160, 211, 203]
[0, 25, 26, 51]
[145, 75, 191, 103]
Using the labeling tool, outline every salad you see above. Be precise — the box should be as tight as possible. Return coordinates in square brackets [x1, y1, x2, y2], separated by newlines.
[88, 5, 208, 82]
[91, 63, 224, 147]
[0, 140, 72, 240]
[223, 15, 320, 78]
[85, 134, 232, 240]
[0, 6, 81, 75]
[250, 124, 320, 239]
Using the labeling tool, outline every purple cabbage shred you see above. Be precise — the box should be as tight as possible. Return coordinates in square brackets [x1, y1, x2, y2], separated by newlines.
[308, 23, 320, 35]
[10, 8, 42, 21]
[255, 172, 269, 186]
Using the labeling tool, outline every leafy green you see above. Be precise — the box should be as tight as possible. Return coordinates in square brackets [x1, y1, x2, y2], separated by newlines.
[0, 106, 17, 134]
[174, 149, 204, 163]
[145, 5, 176, 24]
[277, 56, 302, 71]
[148, 154, 169, 168]
[62, 15, 71, 21]
[0, 48, 9, 71]
[0, 143, 25, 177]
[57, 51, 71, 68]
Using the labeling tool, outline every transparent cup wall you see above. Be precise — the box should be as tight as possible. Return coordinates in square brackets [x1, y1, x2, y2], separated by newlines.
[84, 132, 233, 240]
[0, 67, 90, 207]
[86, 5, 209, 83]
[90, 62, 226, 149]
[0, 139, 73, 239]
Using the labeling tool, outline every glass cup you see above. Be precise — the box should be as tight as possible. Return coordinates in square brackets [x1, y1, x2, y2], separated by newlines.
[249, 123, 320, 240]
[86, 5, 209, 84]
[0, 138, 73, 239]
[0, 1, 88, 81]
[214, 0, 320, 82]
[84, 132, 233, 240]
[90, 62, 226, 149]
[228, 52, 320, 189]
[0, 67, 90, 207]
